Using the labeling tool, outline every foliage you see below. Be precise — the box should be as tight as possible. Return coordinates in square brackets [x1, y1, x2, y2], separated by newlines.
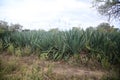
[1, 21, 120, 66]
[5, 26, 119, 65]
[0, 20, 23, 51]
[0, 20, 23, 32]
[101, 57, 111, 69]
[93, 0, 120, 21]
[0, 41, 3, 51]
[22, 46, 32, 56]
[15, 48, 22, 56]
[7, 44, 15, 55]
[39, 53, 48, 60]
[0, 57, 19, 80]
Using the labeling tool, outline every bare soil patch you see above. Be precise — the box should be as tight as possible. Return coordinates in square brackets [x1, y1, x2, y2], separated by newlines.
[0, 53, 107, 79]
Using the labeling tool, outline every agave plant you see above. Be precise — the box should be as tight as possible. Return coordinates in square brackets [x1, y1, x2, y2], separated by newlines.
[1, 27, 119, 64]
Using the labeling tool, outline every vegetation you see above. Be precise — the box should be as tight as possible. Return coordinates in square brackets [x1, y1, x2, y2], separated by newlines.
[0, 20, 120, 79]
[1, 21, 120, 63]
[1, 24, 119, 64]
[1, 1, 120, 79]
[93, 0, 120, 21]
[1, 53, 119, 80]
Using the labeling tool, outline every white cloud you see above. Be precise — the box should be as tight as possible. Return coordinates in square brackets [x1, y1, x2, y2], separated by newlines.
[0, 0, 109, 30]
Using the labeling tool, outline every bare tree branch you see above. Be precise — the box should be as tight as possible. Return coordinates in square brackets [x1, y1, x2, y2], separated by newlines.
[94, 0, 120, 21]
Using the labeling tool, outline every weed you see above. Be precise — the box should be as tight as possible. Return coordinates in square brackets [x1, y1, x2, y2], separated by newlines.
[7, 44, 14, 55]
[0, 56, 19, 80]
[101, 58, 111, 69]
[39, 53, 48, 60]
[22, 46, 31, 56]
[15, 48, 22, 57]
[0, 41, 3, 52]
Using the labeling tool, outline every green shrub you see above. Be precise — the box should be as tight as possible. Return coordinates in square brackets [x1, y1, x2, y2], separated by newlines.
[0, 57, 19, 80]
[4, 27, 120, 64]
[68, 54, 81, 66]
[0, 41, 2, 52]
[101, 58, 111, 69]
[15, 48, 22, 57]
[22, 46, 31, 56]
[7, 44, 14, 55]
[39, 53, 48, 60]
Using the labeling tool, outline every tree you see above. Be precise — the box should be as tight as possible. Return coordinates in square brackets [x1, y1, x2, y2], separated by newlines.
[96, 22, 119, 32]
[0, 20, 23, 32]
[86, 26, 95, 31]
[0, 20, 8, 30]
[93, 0, 120, 21]
[10, 23, 23, 32]
[49, 28, 59, 33]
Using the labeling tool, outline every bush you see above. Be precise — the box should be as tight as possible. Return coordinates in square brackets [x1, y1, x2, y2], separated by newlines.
[0, 41, 2, 52]
[22, 46, 32, 56]
[7, 44, 14, 55]
[15, 48, 22, 57]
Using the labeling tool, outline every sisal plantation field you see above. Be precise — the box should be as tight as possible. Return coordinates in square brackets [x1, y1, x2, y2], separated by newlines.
[0, 24, 120, 80]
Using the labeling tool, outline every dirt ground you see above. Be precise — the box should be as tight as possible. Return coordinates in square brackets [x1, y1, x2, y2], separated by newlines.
[0, 53, 107, 80]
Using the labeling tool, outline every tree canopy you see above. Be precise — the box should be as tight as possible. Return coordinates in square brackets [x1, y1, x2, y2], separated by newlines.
[93, 0, 120, 21]
[0, 20, 23, 32]
[96, 22, 119, 32]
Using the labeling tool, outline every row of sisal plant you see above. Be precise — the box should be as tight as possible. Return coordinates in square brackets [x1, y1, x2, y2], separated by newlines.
[1, 28, 120, 64]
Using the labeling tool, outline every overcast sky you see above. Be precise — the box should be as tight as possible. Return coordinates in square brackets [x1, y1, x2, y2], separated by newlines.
[0, 0, 118, 30]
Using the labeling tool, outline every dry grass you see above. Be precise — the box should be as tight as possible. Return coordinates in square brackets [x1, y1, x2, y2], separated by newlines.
[0, 53, 119, 80]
